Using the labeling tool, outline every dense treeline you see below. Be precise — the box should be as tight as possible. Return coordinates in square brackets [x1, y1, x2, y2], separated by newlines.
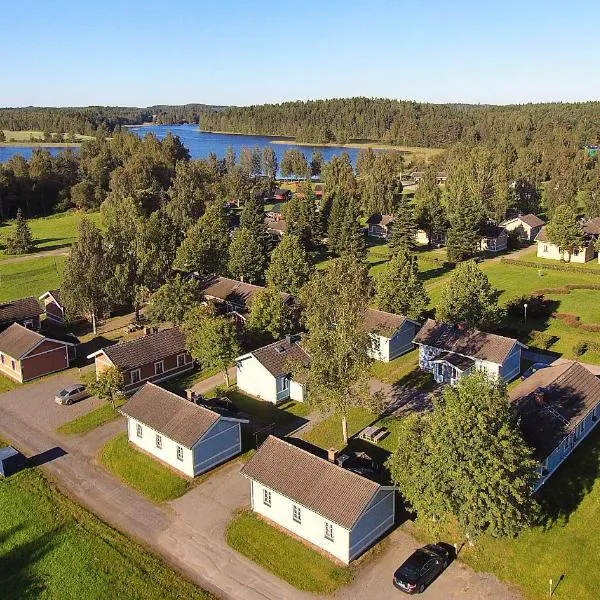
[0, 104, 222, 136]
[201, 97, 600, 148]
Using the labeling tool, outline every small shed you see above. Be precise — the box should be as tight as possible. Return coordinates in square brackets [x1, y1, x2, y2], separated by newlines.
[0, 446, 27, 477]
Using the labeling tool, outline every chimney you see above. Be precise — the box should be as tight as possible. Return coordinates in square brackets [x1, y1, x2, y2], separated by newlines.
[285, 333, 294, 345]
[186, 389, 196, 403]
[327, 448, 338, 463]
[144, 326, 158, 336]
[534, 387, 545, 406]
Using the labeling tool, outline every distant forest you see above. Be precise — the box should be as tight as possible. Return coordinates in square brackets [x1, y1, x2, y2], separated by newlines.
[200, 97, 600, 148]
[0, 104, 223, 135]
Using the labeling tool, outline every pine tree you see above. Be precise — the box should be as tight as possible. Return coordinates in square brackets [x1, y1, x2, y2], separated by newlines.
[228, 227, 268, 284]
[446, 199, 482, 262]
[266, 235, 312, 294]
[247, 287, 294, 341]
[5, 208, 34, 254]
[545, 204, 585, 262]
[414, 165, 448, 246]
[389, 198, 418, 254]
[376, 250, 429, 319]
[336, 198, 365, 258]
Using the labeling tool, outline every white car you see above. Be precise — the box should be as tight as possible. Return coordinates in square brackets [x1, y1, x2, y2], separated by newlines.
[54, 384, 89, 405]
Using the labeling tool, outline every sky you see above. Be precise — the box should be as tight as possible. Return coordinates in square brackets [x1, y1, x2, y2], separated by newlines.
[3, 0, 599, 108]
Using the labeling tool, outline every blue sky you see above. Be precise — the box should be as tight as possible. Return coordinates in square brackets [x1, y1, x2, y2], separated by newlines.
[3, 0, 599, 107]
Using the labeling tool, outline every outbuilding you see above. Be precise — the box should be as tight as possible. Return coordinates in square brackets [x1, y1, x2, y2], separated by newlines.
[0, 446, 27, 477]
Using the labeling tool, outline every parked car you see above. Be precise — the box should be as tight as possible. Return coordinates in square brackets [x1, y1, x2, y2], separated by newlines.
[54, 384, 89, 405]
[201, 396, 240, 415]
[521, 362, 548, 379]
[393, 544, 450, 594]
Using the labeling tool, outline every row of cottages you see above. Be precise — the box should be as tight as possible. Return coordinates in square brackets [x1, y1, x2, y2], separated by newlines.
[241, 435, 396, 564]
[500, 213, 545, 242]
[413, 319, 524, 385]
[120, 383, 247, 478]
[510, 361, 600, 490]
[88, 327, 193, 394]
[0, 323, 76, 383]
[409, 171, 448, 184]
[535, 217, 600, 263]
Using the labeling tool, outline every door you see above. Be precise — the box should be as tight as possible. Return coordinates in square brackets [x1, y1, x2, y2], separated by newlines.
[276, 376, 290, 402]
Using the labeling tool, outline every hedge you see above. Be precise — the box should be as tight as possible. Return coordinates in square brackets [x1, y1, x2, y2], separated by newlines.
[500, 257, 600, 274]
[573, 340, 600, 356]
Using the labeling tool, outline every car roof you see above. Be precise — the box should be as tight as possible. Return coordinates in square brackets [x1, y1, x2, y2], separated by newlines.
[403, 549, 433, 569]
[61, 384, 83, 392]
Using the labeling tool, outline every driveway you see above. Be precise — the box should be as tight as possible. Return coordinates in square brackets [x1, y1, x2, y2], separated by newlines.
[0, 373, 522, 600]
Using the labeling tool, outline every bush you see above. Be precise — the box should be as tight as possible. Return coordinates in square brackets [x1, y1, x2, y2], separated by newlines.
[500, 257, 600, 274]
[527, 331, 557, 350]
[572, 340, 600, 356]
[581, 323, 600, 332]
[553, 312, 581, 328]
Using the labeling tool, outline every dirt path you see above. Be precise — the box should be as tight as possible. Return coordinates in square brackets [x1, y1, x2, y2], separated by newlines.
[0, 246, 69, 265]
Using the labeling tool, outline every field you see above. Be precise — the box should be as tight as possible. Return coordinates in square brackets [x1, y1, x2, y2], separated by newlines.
[0, 256, 66, 302]
[0, 130, 93, 146]
[57, 395, 126, 436]
[0, 467, 212, 600]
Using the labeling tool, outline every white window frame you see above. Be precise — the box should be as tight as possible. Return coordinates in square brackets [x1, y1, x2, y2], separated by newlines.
[136, 423, 143, 438]
[177, 353, 187, 367]
[324, 522, 334, 541]
[131, 368, 141, 384]
[156, 434, 162, 449]
[263, 489, 271, 507]
[292, 505, 301, 524]
[154, 360, 164, 375]
[176, 445, 184, 461]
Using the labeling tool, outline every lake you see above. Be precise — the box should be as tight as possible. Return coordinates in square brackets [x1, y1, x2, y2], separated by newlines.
[0, 124, 363, 168]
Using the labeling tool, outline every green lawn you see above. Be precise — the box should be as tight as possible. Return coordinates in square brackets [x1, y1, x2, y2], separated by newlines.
[370, 349, 435, 391]
[0, 468, 213, 600]
[99, 432, 191, 502]
[227, 510, 354, 594]
[57, 397, 125, 436]
[0, 210, 101, 257]
[0, 374, 18, 394]
[225, 389, 311, 424]
[0, 256, 66, 302]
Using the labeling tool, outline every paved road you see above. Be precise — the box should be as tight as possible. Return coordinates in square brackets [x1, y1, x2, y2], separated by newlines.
[0, 374, 522, 600]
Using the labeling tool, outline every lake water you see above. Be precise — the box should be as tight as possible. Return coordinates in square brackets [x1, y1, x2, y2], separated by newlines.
[0, 124, 362, 168]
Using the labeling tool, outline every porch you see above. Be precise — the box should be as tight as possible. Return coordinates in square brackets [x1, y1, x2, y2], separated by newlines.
[431, 352, 475, 385]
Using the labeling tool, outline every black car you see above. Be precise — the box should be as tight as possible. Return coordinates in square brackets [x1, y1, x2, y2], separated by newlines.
[201, 396, 240, 415]
[393, 544, 450, 594]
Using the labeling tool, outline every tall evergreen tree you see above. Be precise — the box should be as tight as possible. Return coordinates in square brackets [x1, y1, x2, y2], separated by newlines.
[388, 198, 418, 254]
[228, 227, 268, 284]
[284, 183, 321, 250]
[545, 203, 585, 262]
[261, 147, 278, 180]
[414, 165, 448, 246]
[266, 234, 312, 294]
[5, 208, 34, 254]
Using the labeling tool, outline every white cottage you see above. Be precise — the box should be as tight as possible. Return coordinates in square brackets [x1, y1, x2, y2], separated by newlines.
[241, 436, 396, 564]
[510, 361, 600, 491]
[236, 336, 310, 404]
[119, 383, 247, 477]
[413, 319, 524, 384]
[500, 214, 545, 242]
[364, 309, 421, 362]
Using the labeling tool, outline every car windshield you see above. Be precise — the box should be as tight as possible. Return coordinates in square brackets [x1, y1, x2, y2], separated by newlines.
[58, 389, 69, 397]
[398, 564, 420, 579]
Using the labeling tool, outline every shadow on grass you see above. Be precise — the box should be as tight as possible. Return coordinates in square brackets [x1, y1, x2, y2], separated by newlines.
[75, 336, 116, 366]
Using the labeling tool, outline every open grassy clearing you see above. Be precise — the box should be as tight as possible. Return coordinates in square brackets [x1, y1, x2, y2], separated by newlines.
[0, 374, 18, 394]
[0, 256, 66, 302]
[0, 467, 213, 600]
[99, 432, 191, 502]
[57, 395, 126, 436]
[227, 510, 354, 594]
[0, 210, 101, 257]
[0, 129, 93, 146]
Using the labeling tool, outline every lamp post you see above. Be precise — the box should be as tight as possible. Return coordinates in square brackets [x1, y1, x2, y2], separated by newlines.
[524, 302, 528, 324]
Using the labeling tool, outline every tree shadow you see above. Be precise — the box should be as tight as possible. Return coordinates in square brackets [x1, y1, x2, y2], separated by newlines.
[75, 336, 117, 365]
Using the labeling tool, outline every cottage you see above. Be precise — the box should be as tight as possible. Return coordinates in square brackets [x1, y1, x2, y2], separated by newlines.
[241, 436, 396, 564]
[0, 323, 75, 383]
[120, 383, 247, 477]
[500, 214, 545, 242]
[236, 335, 310, 404]
[38, 289, 67, 325]
[479, 224, 508, 253]
[265, 218, 287, 243]
[367, 214, 394, 239]
[265, 203, 285, 220]
[510, 361, 600, 491]
[364, 309, 420, 362]
[0, 446, 27, 477]
[410, 172, 447, 184]
[416, 229, 447, 247]
[535, 217, 600, 263]
[413, 319, 524, 385]
[0, 297, 43, 331]
[87, 327, 193, 393]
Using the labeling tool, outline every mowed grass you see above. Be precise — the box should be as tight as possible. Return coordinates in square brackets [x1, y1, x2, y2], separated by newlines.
[0, 467, 213, 600]
[226, 389, 311, 424]
[0, 256, 66, 302]
[453, 425, 600, 600]
[1, 129, 93, 144]
[0, 210, 101, 257]
[99, 432, 190, 502]
[57, 397, 126, 436]
[0, 374, 18, 394]
[227, 510, 354, 594]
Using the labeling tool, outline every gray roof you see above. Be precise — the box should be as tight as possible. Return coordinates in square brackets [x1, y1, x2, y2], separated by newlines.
[431, 351, 475, 372]
[248, 337, 311, 377]
[367, 214, 394, 226]
[102, 328, 187, 370]
[120, 383, 221, 448]
[519, 214, 545, 228]
[241, 436, 383, 529]
[413, 319, 520, 365]
[510, 362, 600, 459]
[0, 297, 42, 324]
[0, 323, 46, 359]
[363, 308, 417, 336]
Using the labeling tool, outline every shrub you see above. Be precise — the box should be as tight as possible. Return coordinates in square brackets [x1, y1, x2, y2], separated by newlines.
[581, 323, 600, 332]
[573, 341, 587, 356]
[553, 312, 581, 328]
[500, 257, 600, 274]
[527, 331, 556, 350]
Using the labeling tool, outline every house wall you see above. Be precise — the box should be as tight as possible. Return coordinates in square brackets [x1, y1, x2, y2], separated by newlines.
[250, 479, 352, 563]
[44, 299, 65, 324]
[21, 344, 70, 381]
[0, 352, 23, 382]
[535, 403, 600, 491]
[480, 233, 508, 252]
[536, 241, 594, 263]
[193, 419, 242, 475]
[498, 345, 521, 382]
[126, 417, 195, 477]
[0, 315, 41, 332]
[120, 352, 193, 393]
[290, 380, 306, 401]
[368, 224, 390, 239]
[503, 220, 540, 241]
[349, 489, 395, 561]
[368, 324, 416, 363]
[236, 354, 278, 404]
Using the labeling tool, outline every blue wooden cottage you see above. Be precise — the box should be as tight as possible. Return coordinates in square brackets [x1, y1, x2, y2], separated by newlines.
[0, 446, 26, 477]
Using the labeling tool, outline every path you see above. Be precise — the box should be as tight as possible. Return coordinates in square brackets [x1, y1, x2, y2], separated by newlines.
[191, 366, 236, 395]
[0, 245, 69, 265]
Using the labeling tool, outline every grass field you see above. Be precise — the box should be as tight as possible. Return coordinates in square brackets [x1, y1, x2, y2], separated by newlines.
[57, 396, 126, 436]
[227, 510, 354, 594]
[225, 389, 311, 424]
[99, 432, 191, 502]
[0, 467, 212, 600]
[1, 129, 93, 146]
[0, 256, 66, 302]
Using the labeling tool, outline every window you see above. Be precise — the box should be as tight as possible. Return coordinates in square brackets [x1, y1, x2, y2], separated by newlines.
[543, 244, 548, 253]
[23, 319, 33, 329]
[292, 505, 301, 524]
[324, 522, 334, 541]
[263, 489, 271, 507]
[131, 369, 141, 384]
[177, 353, 187, 367]
[0, 354, 4, 364]
[136, 424, 143, 438]
[176, 445, 184, 461]
[156, 434, 162, 449]
[154, 361, 164, 375]
[573, 247, 580, 257]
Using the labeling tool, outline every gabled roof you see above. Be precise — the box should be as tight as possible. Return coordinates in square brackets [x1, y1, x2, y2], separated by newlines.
[243, 337, 311, 378]
[367, 214, 394, 226]
[39, 289, 62, 307]
[241, 436, 384, 529]
[0, 297, 42, 323]
[510, 362, 600, 459]
[480, 223, 507, 239]
[584, 217, 600, 236]
[413, 319, 521, 365]
[0, 323, 72, 359]
[363, 308, 418, 337]
[120, 383, 222, 448]
[519, 214, 545, 228]
[265, 219, 287, 233]
[91, 328, 187, 370]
